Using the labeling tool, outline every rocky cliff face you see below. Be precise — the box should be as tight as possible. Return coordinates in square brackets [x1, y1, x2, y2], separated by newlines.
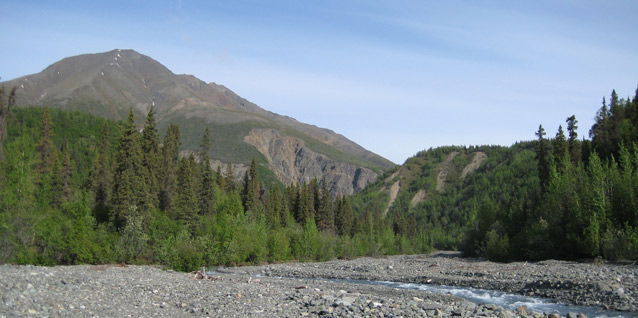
[244, 128, 378, 195]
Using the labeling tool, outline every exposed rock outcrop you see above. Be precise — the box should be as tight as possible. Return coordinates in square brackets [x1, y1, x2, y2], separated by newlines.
[436, 151, 459, 192]
[244, 128, 378, 195]
[383, 180, 401, 216]
[461, 151, 487, 179]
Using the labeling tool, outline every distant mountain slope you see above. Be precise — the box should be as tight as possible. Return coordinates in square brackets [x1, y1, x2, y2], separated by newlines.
[2, 49, 395, 194]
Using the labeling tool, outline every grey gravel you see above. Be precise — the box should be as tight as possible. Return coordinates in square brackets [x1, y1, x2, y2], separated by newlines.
[1, 253, 635, 317]
[229, 252, 638, 313]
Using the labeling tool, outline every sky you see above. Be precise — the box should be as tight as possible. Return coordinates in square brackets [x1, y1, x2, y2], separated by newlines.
[1, 1, 637, 164]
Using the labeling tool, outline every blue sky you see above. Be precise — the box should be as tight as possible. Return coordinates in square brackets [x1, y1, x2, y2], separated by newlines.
[1, 1, 637, 164]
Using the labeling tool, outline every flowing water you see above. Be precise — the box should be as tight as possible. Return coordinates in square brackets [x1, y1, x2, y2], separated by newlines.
[212, 268, 636, 318]
[334, 278, 638, 318]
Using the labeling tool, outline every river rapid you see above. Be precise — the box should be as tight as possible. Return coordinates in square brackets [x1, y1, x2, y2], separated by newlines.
[224, 252, 638, 317]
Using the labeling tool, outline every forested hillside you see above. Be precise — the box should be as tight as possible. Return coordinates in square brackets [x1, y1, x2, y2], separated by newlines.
[1, 85, 636, 269]
[0, 99, 425, 271]
[352, 87, 638, 261]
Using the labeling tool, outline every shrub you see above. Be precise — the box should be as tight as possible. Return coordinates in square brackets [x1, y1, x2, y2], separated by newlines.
[483, 229, 510, 262]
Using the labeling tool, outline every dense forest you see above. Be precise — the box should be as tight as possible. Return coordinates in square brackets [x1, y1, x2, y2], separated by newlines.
[352, 87, 638, 261]
[0, 93, 425, 271]
[1, 85, 637, 270]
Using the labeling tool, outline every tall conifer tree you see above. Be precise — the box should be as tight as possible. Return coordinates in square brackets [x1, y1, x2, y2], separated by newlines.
[198, 128, 215, 215]
[335, 196, 354, 236]
[0, 86, 17, 162]
[553, 125, 567, 164]
[89, 124, 112, 221]
[141, 108, 161, 208]
[60, 143, 73, 202]
[566, 115, 580, 164]
[111, 108, 147, 228]
[160, 123, 180, 211]
[536, 124, 550, 193]
[215, 165, 226, 193]
[49, 150, 64, 209]
[224, 163, 236, 192]
[243, 159, 262, 220]
[316, 178, 334, 232]
[36, 105, 57, 177]
[174, 154, 198, 225]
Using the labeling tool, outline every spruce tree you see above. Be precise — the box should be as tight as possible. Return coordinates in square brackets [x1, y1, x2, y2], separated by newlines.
[590, 97, 613, 158]
[49, 149, 64, 209]
[0, 86, 17, 162]
[61, 143, 73, 202]
[224, 162, 236, 192]
[334, 196, 354, 236]
[215, 165, 226, 193]
[295, 182, 311, 225]
[159, 123, 180, 211]
[243, 159, 262, 220]
[173, 154, 198, 225]
[566, 115, 580, 164]
[199, 126, 211, 162]
[141, 108, 161, 208]
[553, 125, 567, 164]
[265, 184, 283, 229]
[198, 128, 215, 215]
[36, 105, 57, 177]
[536, 124, 550, 193]
[111, 108, 147, 228]
[89, 124, 112, 221]
[316, 178, 334, 232]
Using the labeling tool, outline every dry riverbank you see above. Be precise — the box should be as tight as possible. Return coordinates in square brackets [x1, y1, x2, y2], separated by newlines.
[1, 253, 636, 317]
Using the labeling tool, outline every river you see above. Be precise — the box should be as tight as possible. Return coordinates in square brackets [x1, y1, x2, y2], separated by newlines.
[334, 278, 638, 318]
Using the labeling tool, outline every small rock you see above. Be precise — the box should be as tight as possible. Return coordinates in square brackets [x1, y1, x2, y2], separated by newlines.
[368, 302, 382, 308]
[516, 305, 528, 315]
[498, 309, 515, 318]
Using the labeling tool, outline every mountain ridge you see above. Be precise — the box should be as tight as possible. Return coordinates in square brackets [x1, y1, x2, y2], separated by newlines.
[2, 49, 395, 195]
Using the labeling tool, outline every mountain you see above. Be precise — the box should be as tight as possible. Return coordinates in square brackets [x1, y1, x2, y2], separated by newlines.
[2, 49, 395, 195]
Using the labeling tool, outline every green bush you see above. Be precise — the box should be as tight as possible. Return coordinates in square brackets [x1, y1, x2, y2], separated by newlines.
[267, 230, 291, 262]
[483, 230, 510, 262]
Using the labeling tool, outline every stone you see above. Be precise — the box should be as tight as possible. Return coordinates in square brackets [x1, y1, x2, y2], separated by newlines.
[368, 302, 382, 308]
[498, 309, 515, 318]
[516, 305, 528, 315]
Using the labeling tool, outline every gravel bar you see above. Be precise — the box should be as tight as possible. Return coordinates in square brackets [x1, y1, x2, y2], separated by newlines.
[1, 253, 636, 317]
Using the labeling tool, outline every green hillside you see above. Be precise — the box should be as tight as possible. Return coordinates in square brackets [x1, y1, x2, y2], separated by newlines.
[351, 87, 638, 261]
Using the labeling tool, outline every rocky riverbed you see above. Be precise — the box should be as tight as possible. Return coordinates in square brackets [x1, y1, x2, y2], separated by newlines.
[1, 253, 636, 317]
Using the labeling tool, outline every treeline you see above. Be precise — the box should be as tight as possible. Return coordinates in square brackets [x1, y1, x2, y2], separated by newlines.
[0, 103, 428, 271]
[464, 88, 638, 261]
